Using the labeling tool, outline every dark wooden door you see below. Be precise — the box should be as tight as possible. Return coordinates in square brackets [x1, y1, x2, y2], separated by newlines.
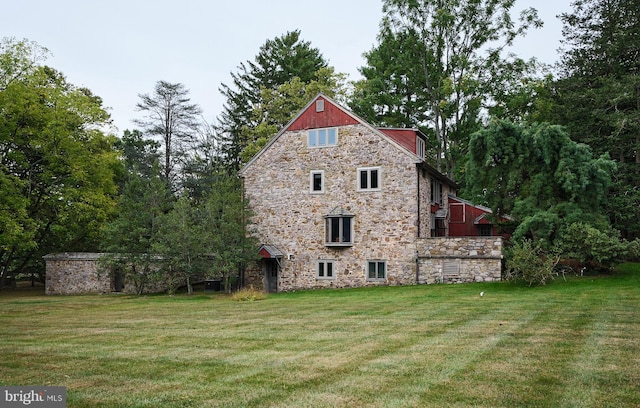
[265, 260, 278, 293]
[113, 269, 123, 292]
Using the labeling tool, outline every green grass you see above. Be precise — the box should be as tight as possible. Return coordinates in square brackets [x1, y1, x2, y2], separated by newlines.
[1, 266, 640, 407]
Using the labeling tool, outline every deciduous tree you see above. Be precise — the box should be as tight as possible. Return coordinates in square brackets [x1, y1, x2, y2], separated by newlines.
[351, 0, 542, 180]
[0, 40, 119, 287]
[101, 170, 172, 295]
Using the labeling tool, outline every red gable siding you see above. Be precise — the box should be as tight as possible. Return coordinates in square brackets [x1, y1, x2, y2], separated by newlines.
[378, 129, 418, 155]
[288, 96, 358, 131]
[448, 196, 511, 238]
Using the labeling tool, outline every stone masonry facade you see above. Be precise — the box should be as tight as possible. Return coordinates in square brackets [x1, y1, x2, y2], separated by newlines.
[45, 253, 112, 295]
[416, 237, 503, 284]
[242, 122, 468, 292]
[44, 253, 171, 295]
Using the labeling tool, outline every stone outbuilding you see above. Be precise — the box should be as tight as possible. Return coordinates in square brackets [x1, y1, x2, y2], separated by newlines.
[44, 253, 113, 295]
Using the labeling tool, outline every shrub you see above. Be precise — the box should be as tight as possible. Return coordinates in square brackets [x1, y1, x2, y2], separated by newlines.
[505, 240, 558, 286]
[557, 222, 640, 272]
[230, 287, 267, 302]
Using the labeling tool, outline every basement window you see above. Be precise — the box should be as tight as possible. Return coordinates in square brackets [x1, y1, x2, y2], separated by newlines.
[367, 260, 386, 281]
[317, 260, 335, 280]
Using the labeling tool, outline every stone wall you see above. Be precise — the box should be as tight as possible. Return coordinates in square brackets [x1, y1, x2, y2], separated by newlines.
[44, 253, 174, 295]
[241, 123, 504, 292]
[415, 237, 503, 284]
[44, 253, 111, 295]
[242, 124, 425, 292]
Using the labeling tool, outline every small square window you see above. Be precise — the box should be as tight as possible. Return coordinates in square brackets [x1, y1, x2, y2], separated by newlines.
[317, 260, 335, 279]
[478, 224, 492, 236]
[310, 170, 324, 194]
[358, 167, 381, 191]
[367, 260, 386, 281]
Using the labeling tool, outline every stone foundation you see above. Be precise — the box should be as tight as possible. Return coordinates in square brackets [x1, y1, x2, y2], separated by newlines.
[244, 237, 503, 292]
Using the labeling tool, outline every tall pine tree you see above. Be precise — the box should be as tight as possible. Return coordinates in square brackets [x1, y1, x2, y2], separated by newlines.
[214, 30, 328, 171]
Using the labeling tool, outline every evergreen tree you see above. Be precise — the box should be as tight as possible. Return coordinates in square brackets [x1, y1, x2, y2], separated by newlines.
[215, 30, 328, 171]
[553, 0, 640, 239]
[466, 120, 616, 249]
[135, 81, 202, 190]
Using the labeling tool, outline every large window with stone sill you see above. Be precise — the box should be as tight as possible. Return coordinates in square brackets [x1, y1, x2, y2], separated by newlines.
[324, 207, 354, 247]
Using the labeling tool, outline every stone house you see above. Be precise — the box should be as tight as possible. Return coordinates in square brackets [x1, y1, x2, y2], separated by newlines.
[239, 94, 502, 292]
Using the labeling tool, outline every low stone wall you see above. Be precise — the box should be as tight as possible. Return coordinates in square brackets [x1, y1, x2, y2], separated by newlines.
[44, 253, 111, 295]
[416, 237, 503, 284]
[44, 253, 173, 295]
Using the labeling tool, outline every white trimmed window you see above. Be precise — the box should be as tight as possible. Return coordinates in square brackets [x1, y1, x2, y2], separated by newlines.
[430, 177, 443, 205]
[317, 260, 335, 280]
[310, 170, 324, 194]
[358, 167, 381, 191]
[308, 128, 338, 148]
[416, 137, 426, 159]
[367, 260, 386, 281]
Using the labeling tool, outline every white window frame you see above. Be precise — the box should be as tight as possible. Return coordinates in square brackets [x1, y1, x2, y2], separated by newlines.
[430, 178, 443, 205]
[416, 137, 426, 159]
[357, 166, 381, 192]
[366, 260, 387, 281]
[310, 170, 324, 194]
[308, 128, 338, 148]
[317, 260, 336, 280]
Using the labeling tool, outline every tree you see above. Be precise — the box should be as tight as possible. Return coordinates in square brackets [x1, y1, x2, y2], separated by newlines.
[135, 81, 202, 189]
[153, 196, 209, 295]
[115, 129, 161, 182]
[101, 170, 172, 295]
[0, 37, 49, 91]
[201, 175, 258, 293]
[350, 0, 542, 179]
[0, 40, 119, 288]
[553, 0, 640, 239]
[215, 30, 329, 171]
[150, 174, 258, 295]
[466, 120, 616, 249]
[239, 66, 348, 162]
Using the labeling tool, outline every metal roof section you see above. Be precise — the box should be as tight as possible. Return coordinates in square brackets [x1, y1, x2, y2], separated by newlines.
[258, 244, 284, 259]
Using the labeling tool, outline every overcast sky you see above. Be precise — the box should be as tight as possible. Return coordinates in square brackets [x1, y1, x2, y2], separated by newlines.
[3, 0, 573, 134]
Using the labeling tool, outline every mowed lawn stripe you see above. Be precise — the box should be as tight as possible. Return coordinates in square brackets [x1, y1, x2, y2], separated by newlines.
[1, 267, 639, 407]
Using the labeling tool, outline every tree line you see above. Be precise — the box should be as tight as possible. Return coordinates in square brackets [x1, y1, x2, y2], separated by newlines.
[1, 0, 638, 290]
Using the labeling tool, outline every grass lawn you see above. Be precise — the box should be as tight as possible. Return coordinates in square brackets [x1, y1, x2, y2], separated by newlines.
[1, 265, 639, 408]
